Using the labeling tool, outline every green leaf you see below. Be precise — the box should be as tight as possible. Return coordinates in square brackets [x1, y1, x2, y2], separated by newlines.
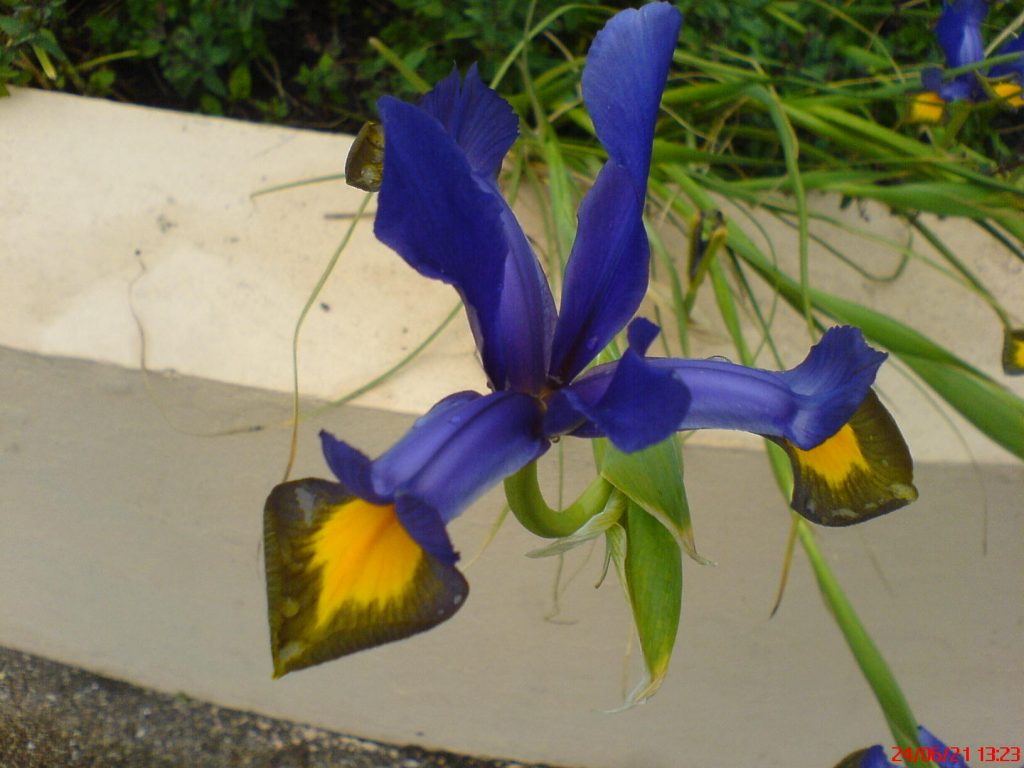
[367, 36, 430, 94]
[138, 39, 162, 59]
[617, 500, 682, 706]
[662, 168, 1024, 461]
[0, 15, 29, 39]
[198, 93, 222, 115]
[228, 63, 251, 101]
[797, 521, 929, 760]
[599, 438, 710, 565]
[526, 490, 626, 558]
[87, 68, 115, 94]
[31, 42, 57, 80]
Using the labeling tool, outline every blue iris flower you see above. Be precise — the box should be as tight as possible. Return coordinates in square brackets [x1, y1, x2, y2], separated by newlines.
[264, 2, 911, 675]
[919, 0, 1024, 108]
[922, 0, 988, 102]
[331, 0, 888, 552]
[989, 35, 1024, 106]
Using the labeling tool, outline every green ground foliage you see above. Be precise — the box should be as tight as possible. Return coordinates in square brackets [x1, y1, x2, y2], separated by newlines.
[2, 1, 1021, 161]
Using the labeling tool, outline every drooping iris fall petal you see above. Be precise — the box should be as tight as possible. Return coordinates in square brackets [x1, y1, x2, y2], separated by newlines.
[325, 391, 548, 532]
[545, 327, 915, 523]
[264, 479, 469, 677]
[265, 390, 548, 677]
[552, 327, 885, 450]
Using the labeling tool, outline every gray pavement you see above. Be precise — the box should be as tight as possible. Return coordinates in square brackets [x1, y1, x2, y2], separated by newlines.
[0, 646, 565, 767]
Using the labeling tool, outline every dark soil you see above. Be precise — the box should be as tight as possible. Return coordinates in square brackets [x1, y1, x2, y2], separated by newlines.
[0, 646, 569, 768]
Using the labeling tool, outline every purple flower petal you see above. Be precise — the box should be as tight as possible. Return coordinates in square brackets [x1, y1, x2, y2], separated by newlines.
[922, 66, 976, 103]
[375, 97, 509, 386]
[917, 726, 970, 767]
[548, 162, 648, 384]
[319, 431, 388, 505]
[395, 495, 460, 565]
[582, 2, 682, 187]
[627, 316, 660, 354]
[418, 64, 519, 183]
[936, 0, 986, 70]
[551, 326, 885, 451]
[547, 4, 681, 384]
[777, 326, 887, 448]
[545, 320, 690, 452]
[990, 36, 1024, 81]
[496, 201, 558, 393]
[367, 390, 482, 495]
[376, 86, 555, 393]
[372, 390, 549, 522]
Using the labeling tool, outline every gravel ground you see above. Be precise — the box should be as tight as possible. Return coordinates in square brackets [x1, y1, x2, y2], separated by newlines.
[0, 647, 569, 768]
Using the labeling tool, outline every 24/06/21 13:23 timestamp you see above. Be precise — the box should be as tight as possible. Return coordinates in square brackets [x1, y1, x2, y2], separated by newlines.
[891, 745, 1023, 763]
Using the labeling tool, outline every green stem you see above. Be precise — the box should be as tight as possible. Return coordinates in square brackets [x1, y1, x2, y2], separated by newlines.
[504, 462, 613, 538]
[283, 191, 373, 481]
[797, 522, 929, 762]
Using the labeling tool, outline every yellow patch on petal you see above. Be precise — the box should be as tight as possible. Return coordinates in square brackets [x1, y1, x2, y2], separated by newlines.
[264, 480, 467, 677]
[310, 498, 423, 628]
[780, 390, 918, 526]
[908, 91, 945, 123]
[1003, 328, 1024, 375]
[791, 423, 868, 488]
[993, 82, 1024, 108]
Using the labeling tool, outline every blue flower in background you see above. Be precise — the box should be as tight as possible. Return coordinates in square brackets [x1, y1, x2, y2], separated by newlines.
[914, 0, 1024, 117]
[989, 35, 1024, 107]
[922, 0, 988, 103]
[263, 2, 915, 676]
[836, 724, 1012, 768]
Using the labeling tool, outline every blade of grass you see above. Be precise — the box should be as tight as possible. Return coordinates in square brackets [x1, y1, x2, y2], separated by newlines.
[282, 191, 372, 481]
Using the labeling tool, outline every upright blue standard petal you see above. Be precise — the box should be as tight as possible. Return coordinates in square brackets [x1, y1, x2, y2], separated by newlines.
[375, 96, 509, 386]
[418, 64, 519, 184]
[580, 2, 683, 188]
[929, 0, 987, 101]
[936, 0, 986, 69]
[376, 76, 555, 393]
[548, 162, 649, 384]
[547, 3, 682, 384]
